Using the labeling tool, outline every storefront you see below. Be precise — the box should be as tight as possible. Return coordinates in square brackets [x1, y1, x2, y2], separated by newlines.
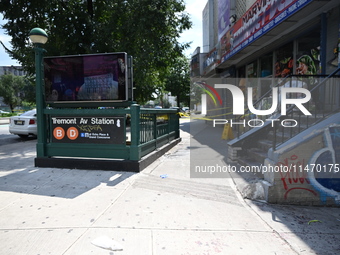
[215, 0, 340, 101]
[194, 0, 340, 206]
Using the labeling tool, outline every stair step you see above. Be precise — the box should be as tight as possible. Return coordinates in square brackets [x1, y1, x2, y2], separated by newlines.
[238, 157, 261, 167]
[237, 158, 265, 179]
[276, 123, 309, 133]
[247, 148, 268, 164]
[267, 130, 293, 141]
[285, 113, 331, 125]
[236, 111, 335, 169]
[257, 139, 272, 151]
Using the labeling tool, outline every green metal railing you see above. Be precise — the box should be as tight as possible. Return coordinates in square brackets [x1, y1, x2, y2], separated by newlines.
[39, 104, 179, 161]
[131, 106, 180, 159]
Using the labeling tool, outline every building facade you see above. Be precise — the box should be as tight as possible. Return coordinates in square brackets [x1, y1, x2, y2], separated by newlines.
[191, 0, 340, 205]
[0, 66, 25, 76]
[192, 0, 340, 131]
[0, 66, 26, 108]
[194, 0, 340, 85]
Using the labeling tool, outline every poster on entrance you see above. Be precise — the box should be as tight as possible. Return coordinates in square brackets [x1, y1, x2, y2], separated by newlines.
[51, 116, 125, 144]
[44, 52, 128, 103]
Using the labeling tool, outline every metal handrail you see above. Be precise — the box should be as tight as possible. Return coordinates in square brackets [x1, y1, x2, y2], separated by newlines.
[235, 75, 294, 138]
[272, 67, 340, 150]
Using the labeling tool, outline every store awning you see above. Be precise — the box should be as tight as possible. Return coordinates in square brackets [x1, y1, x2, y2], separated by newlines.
[217, 0, 338, 71]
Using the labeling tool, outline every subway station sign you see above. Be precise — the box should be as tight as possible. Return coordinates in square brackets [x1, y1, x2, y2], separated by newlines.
[51, 116, 125, 144]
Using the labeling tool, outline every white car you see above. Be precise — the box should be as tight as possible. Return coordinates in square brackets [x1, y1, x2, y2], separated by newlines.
[0, 110, 9, 114]
[9, 109, 37, 138]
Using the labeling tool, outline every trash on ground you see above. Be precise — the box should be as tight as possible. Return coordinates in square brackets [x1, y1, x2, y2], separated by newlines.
[160, 174, 168, 178]
[308, 220, 322, 225]
[91, 235, 123, 251]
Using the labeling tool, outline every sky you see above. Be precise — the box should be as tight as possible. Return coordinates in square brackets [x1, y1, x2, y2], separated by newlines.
[0, 0, 206, 66]
[179, 0, 207, 57]
[0, 14, 18, 66]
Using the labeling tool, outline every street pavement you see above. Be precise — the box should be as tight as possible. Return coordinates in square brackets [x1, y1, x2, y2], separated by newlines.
[0, 117, 9, 125]
[0, 117, 339, 255]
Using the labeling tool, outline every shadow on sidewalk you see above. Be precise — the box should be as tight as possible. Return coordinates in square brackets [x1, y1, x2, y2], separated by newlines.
[187, 118, 253, 181]
[0, 140, 136, 199]
[250, 200, 340, 254]
[0, 166, 135, 199]
[185, 118, 230, 161]
[183, 118, 340, 254]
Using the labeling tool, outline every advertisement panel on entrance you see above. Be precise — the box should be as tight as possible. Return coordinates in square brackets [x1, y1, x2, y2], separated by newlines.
[44, 52, 128, 103]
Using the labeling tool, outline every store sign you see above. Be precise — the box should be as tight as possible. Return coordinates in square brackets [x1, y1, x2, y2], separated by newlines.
[203, 49, 218, 69]
[191, 55, 200, 75]
[51, 116, 125, 144]
[220, 0, 313, 64]
[203, 48, 220, 75]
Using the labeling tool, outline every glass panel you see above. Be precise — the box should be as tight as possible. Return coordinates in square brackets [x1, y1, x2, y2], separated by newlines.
[260, 53, 273, 77]
[259, 53, 273, 97]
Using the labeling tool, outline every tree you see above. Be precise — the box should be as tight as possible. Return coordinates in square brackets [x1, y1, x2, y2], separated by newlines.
[0, 0, 192, 103]
[21, 77, 37, 104]
[164, 56, 190, 107]
[0, 74, 25, 112]
[189, 80, 203, 111]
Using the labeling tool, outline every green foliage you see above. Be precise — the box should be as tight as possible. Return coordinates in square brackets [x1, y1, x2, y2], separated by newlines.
[21, 76, 36, 104]
[0, 0, 192, 103]
[21, 99, 36, 109]
[190, 81, 203, 110]
[0, 73, 25, 112]
[0, 112, 17, 117]
[164, 56, 191, 107]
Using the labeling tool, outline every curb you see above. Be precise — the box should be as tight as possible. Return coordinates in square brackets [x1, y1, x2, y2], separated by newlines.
[35, 138, 182, 172]
[0, 118, 10, 125]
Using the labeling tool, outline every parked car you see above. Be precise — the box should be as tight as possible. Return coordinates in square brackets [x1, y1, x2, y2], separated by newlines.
[170, 107, 189, 118]
[9, 109, 37, 138]
[0, 110, 10, 114]
[182, 107, 190, 113]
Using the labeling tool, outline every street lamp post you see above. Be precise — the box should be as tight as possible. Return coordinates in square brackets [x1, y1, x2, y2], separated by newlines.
[29, 28, 48, 158]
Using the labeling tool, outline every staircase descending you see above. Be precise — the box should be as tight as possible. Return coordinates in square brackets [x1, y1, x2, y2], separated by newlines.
[228, 68, 340, 167]
[237, 114, 320, 167]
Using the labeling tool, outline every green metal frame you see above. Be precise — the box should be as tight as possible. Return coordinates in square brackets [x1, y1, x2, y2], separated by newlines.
[34, 45, 47, 158]
[38, 105, 179, 161]
[32, 42, 180, 163]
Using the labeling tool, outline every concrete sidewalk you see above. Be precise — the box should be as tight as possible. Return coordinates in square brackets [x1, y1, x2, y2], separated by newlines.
[0, 118, 339, 254]
[0, 117, 10, 125]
